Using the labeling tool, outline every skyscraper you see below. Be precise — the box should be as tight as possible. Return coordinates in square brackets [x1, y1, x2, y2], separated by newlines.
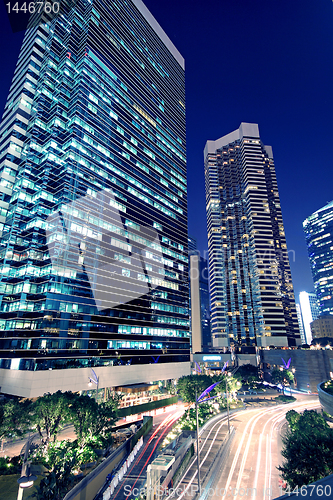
[188, 236, 197, 253]
[303, 201, 333, 316]
[0, 0, 189, 397]
[296, 303, 305, 344]
[204, 123, 300, 348]
[189, 252, 211, 353]
[298, 291, 319, 345]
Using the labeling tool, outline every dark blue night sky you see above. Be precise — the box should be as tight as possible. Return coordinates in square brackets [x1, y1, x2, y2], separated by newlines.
[0, 0, 333, 300]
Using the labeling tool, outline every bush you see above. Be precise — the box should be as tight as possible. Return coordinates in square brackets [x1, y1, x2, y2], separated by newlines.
[275, 395, 296, 403]
[29, 439, 98, 468]
[0, 455, 22, 475]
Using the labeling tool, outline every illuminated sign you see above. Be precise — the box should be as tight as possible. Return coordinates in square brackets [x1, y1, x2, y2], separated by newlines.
[202, 355, 222, 361]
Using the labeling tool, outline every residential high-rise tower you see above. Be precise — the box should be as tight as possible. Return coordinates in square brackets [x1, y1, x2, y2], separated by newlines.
[0, 0, 189, 397]
[204, 123, 300, 348]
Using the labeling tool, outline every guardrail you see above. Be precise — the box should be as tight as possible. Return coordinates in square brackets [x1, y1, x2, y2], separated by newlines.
[102, 437, 144, 500]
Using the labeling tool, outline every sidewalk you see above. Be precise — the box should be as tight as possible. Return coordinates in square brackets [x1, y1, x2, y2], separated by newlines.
[1, 424, 76, 457]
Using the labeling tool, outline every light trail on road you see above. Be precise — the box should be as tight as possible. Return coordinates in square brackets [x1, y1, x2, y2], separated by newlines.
[111, 409, 184, 500]
[165, 396, 320, 500]
[124, 411, 184, 500]
[217, 398, 320, 499]
[165, 410, 249, 500]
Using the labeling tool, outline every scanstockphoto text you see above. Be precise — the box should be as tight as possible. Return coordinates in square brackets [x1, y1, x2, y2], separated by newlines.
[123, 483, 332, 498]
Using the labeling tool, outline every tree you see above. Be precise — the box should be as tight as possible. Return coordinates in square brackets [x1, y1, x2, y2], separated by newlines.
[69, 394, 119, 447]
[67, 394, 97, 444]
[286, 409, 329, 435]
[32, 391, 72, 447]
[213, 374, 240, 395]
[0, 398, 32, 443]
[176, 374, 213, 403]
[285, 410, 301, 432]
[165, 380, 177, 395]
[271, 367, 294, 386]
[176, 403, 212, 431]
[234, 364, 260, 388]
[278, 410, 333, 488]
[32, 453, 76, 500]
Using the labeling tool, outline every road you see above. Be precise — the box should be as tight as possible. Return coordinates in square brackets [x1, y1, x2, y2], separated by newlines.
[165, 395, 320, 500]
[108, 406, 185, 500]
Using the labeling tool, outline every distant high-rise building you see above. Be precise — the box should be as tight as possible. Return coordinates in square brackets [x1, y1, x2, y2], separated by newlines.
[188, 236, 197, 253]
[198, 257, 211, 351]
[204, 123, 300, 348]
[303, 201, 333, 316]
[296, 303, 305, 344]
[189, 253, 211, 352]
[299, 291, 319, 344]
[0, 0, 189, 397]
[311, 315, 333, 341]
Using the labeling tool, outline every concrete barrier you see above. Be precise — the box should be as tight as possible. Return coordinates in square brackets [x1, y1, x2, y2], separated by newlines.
[318, 382, 333, 416]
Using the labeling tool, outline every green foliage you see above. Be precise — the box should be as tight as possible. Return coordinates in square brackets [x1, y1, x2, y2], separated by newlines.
[286, 410, 301, 431]
[271, 367, 294, 386]
[46, 440, 97, 467]
[234, 364, 260, 388]
[176, 374, 213, 403]
[212, 374, 241, 394]
[67, 394, 98, 443]
[275, 395, 296, 403]
[278, 410, 333, 488]
[33, 391, 73, 445]
[0, 398, 33, 441]
[32, 455, 76, 500]
[69, 394, 119, 447]
[321, 380, 333, 396]
[165, 381, 177, 395]
[177, 404, 212, 431]
[0, 455, 22, 475]
[176, 372, 244, 404]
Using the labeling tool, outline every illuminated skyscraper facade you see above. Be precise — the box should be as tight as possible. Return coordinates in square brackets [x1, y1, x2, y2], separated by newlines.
[296, 303, 305, 344]
[303, 201, 333, 317]
[0, 0, 189, 396]
[298, 291, 319, 344]
[204, 123, 300, 348]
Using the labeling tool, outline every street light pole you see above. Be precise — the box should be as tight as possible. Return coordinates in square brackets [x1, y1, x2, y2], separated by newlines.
[88, 369, 99, 402]
[17, 436, 37, 500]
[195, 388, 201, 496]
[279, 366, 284, 395]
[291, 367, 296, 396]
[225, 374, 230, 433]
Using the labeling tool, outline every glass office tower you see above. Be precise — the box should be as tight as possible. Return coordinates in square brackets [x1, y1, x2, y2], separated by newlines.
[204, 123, 300, 348]
[0, 0, 189, 396]
[303, 201, 333, 316]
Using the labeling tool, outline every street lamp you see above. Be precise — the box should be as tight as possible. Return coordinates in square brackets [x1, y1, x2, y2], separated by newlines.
[88, 368, 99, 401]
[279, 366, 285, 395]
[195, 388, 201, 497]
[291, 367, 296, 395]
[225, 372, 230, 433]
[17, 436, 37, 500]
